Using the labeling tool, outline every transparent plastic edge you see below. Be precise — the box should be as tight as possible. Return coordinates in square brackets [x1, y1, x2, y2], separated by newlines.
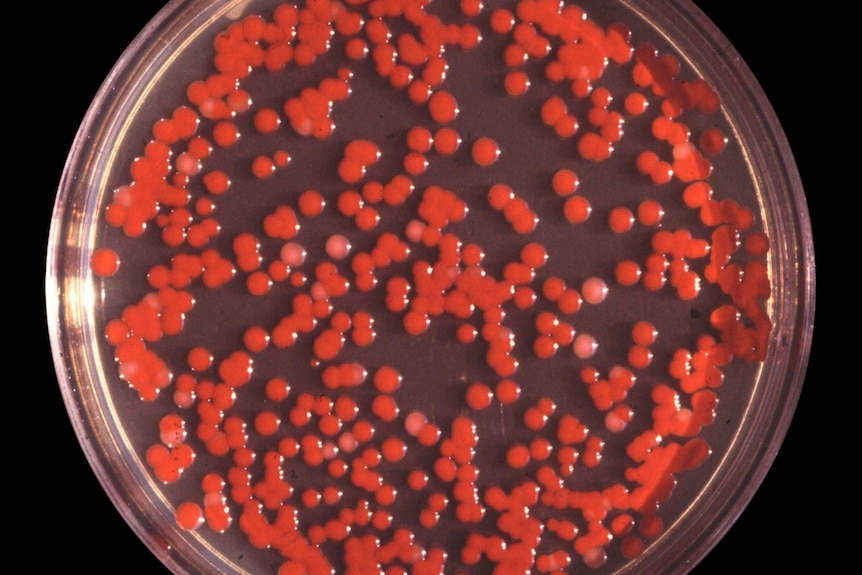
[618, 1, 815, 573]
[46, 2, 207, 574]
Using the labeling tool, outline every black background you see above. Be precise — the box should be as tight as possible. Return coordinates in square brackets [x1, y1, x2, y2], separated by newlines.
[38, 1, 830, 573]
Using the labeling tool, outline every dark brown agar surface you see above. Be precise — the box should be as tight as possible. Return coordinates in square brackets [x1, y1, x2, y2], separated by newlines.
[41, 1, 828, 573]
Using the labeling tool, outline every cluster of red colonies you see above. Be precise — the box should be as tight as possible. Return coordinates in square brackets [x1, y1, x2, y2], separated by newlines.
[90, 1, 773, 573]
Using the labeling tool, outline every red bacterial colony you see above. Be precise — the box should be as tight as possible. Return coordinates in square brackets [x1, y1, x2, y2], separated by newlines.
[89, 1, 773, 573]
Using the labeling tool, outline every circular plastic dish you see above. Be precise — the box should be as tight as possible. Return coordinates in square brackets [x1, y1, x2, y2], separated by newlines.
[46, 1, 814, 574]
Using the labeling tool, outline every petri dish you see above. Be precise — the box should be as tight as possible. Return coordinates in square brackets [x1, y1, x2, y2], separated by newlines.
[46, 1, 815, 574]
